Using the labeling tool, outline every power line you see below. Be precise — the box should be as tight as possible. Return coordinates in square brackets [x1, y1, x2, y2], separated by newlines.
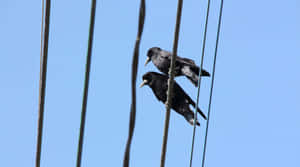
[201, 0, 224, 167]
[160, 0, 183, 166]
[123, 0, 146, 167]
[36, 0, 51, 167]
[76, 0, 97, 167]
[189, 0, 211, 166]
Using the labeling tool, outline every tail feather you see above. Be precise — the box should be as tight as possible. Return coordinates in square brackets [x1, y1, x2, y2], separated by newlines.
[188, 119, 200, 126]
[192, 66, 210, 77]
[185, 113, 201, 126]
[197, 108, 207, 120]
[188, 98, 207, 120]
[186, 96, 207, 120]
[200, 69, 210, 77]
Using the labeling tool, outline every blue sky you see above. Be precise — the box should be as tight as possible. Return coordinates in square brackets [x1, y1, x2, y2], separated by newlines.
[1, 0, 300, 167]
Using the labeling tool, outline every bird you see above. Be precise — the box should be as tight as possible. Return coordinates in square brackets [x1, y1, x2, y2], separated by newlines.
[145, 47, 210, 87]
[140, 72, 207, 126]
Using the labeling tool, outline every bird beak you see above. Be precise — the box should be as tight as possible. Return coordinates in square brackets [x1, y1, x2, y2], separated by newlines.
[139, 80, 147, 88]
[144, 57, 151, 66]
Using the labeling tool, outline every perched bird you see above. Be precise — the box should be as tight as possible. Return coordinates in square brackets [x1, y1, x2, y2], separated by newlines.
[140, 72, 207, 126]
[145, 47, 210, 87]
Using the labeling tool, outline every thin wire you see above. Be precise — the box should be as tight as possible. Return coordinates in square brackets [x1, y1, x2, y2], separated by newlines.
[76, 0, 97, 167]
[160, 0, 183, 166]
[123, 0, 146, 167]
[35, 0, 50, 166]
[39, 0, 45, 59]
[201, 0, 224, 167]
[189, 0, 211, 166]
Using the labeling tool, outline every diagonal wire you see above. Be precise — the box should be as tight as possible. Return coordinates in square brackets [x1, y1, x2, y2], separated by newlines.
[76, 0, 97, 167]
[201, 0, 224, 167]
[36, 0, 51, 167]
[123, 0, 146, 167]
[189, 0, 211, 166]
[160, 0, 183, 166]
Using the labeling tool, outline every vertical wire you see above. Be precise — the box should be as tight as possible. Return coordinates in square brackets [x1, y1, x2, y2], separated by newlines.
[160, 0, 183, 166]
[123, 0, 146, 166]
[36, 0, 51, 166]
[189, 0, 211, 166]
[201, 0, 224, 167]
[76, 0, 97, 166]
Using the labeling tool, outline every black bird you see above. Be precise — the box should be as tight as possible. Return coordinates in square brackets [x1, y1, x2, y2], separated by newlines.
[140, 72, 207, 126]
[145, 47, 210, 87]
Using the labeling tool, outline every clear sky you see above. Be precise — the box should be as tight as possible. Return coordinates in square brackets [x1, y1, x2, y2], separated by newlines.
[1, 0, 300, 167]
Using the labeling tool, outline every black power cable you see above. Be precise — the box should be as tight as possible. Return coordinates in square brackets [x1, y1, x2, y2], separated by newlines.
[76, 0, 97, 167]
[123, 1, 146, 167]
[36, 0, 51, 166]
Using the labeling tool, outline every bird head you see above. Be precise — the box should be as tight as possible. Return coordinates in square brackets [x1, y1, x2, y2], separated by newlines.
[140, 72, 157, 88]
[145, 47, 161, 66]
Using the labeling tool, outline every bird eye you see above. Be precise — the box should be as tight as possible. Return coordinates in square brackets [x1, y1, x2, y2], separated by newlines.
[148, 50, 153, 57]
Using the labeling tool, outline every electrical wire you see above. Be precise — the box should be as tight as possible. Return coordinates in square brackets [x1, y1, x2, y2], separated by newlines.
[76, 0, 97, 166]
[201, 0, 224, 166]
[160, 0, 183, 166]
[123, 0, 146, 166]
[189, 0, 211, 166]
[36, 0, 51, 166]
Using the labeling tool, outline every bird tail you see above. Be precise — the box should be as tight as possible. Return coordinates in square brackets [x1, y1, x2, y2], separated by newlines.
[188, 98, 207, 120]
[192, 66, 210, 77]
[197, 108, 207, 120]
[185, 113, 200, 126]
[188, 119, 200, 126]
[200, 69, 210, 77]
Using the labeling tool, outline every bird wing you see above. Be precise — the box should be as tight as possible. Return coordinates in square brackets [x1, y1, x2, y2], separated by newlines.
[152, 75, 169, 103]
[174, 82, 207, 120]
[160, 50, 172, 58]
[160, 50, 197, 66]
[176, 56, 197, 66]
